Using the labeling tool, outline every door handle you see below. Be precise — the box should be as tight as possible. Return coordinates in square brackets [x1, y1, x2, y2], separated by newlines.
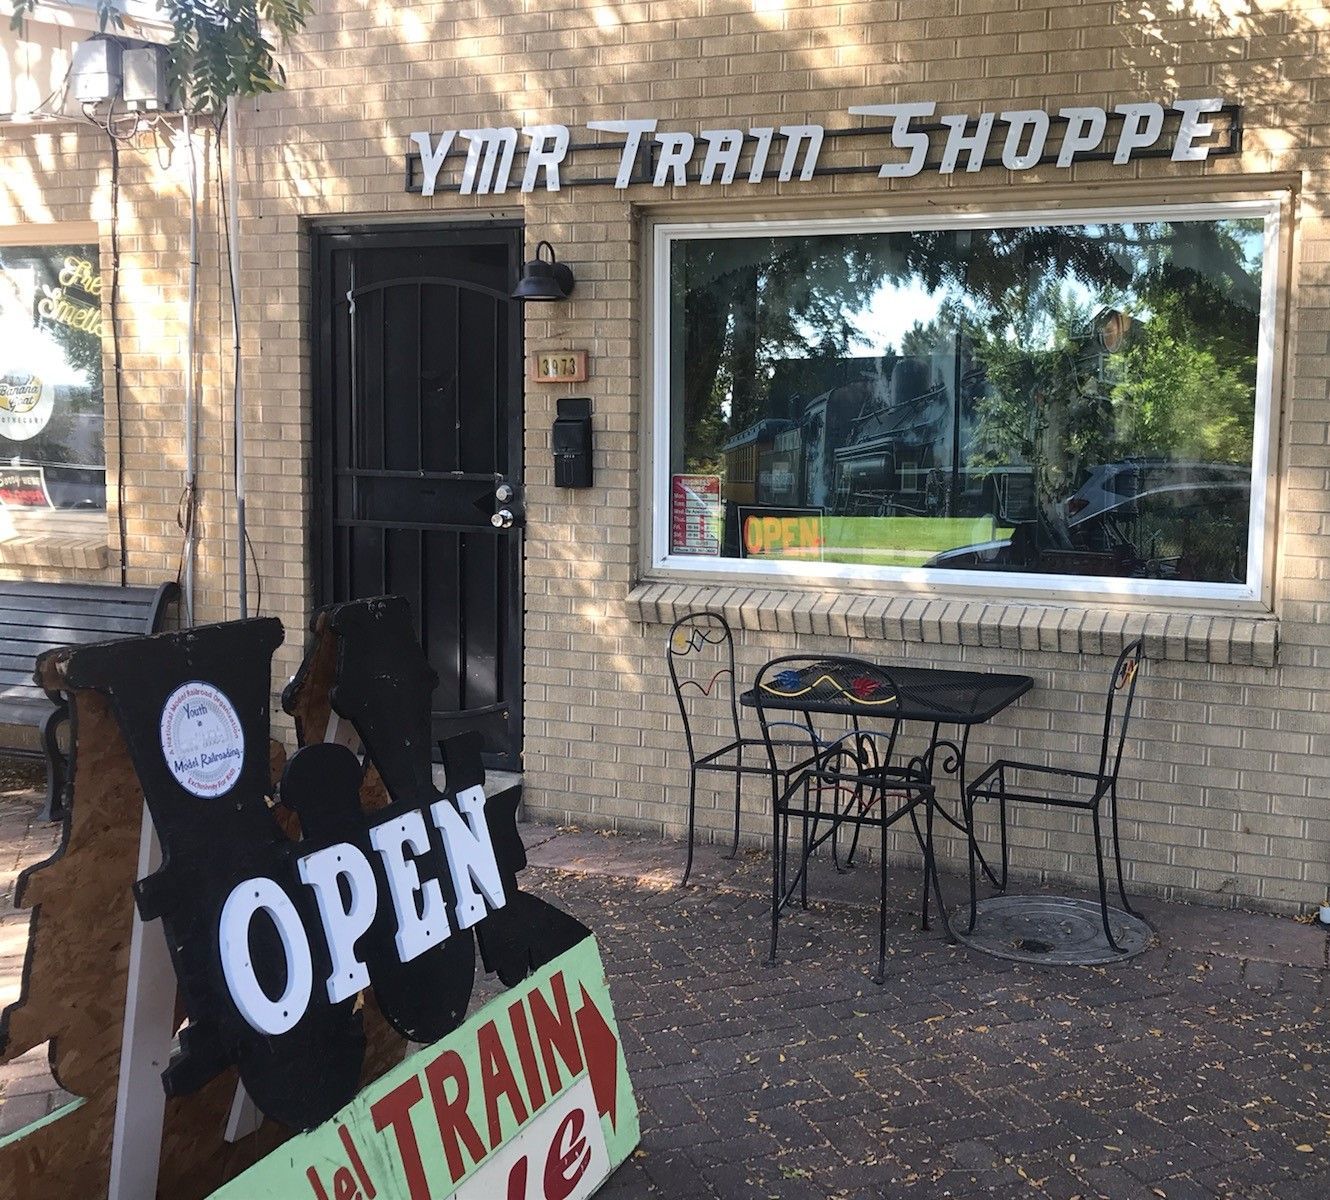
[490, 509, 515, 529]
[495, 483, 514, 503]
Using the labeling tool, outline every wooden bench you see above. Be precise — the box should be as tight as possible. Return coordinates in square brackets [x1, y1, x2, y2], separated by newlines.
[0, 580, 179, 818]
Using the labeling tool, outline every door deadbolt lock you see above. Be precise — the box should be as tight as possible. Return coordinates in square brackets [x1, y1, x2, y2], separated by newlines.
[494, 483, 514, 503]
[491, 509, 515, 529]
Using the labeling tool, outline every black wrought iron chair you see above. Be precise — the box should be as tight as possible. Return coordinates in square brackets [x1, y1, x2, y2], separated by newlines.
[667, 612, 826, 885]
[752, 654, 940, 984]
[964, 639, 1145, 952]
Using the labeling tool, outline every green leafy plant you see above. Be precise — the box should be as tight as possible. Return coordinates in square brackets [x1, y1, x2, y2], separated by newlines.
[10, 0, 312, 111]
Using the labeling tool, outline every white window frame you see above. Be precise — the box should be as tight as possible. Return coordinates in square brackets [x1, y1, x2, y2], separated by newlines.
[649, 199, 1283, 607]
[17, 1, 171, 35]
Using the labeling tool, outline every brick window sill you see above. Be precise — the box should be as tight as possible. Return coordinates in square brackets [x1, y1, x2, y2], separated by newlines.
[625, 582, 1277, 667]
[0, 532, 110, 571]
[0, 508, 111, 571]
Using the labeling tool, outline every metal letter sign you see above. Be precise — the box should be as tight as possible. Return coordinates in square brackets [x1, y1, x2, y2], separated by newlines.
[405, 100, 1241, 194]
[45, 601, 609, 1140]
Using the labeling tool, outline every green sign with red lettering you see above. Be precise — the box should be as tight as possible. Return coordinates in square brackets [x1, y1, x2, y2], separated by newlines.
[208, 936, 638, 1200]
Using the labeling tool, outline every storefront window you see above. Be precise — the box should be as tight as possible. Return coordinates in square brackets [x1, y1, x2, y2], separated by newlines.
[656, 204, 1276, 599]
[0, 244, 106, 519]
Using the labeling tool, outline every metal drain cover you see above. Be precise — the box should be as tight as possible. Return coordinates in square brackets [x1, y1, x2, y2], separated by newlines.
[956, 894, 1153, 965]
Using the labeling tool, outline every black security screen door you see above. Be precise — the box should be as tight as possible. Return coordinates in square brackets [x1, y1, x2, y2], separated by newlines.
[312, 223, 523, 770]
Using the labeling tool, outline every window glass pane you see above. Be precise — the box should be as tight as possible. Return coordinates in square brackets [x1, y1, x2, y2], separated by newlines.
[0, 244, 106, 512]
[667, 215, 1264, 586]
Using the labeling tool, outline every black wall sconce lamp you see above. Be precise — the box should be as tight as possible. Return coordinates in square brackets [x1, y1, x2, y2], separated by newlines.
[512, 241, 575, 302]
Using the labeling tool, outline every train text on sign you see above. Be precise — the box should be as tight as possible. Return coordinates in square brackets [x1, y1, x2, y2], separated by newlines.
[406, 99, 1239, 195]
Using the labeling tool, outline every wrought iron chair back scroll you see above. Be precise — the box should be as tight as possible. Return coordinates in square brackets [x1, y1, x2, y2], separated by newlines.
[751, 654, 941, 984]
[666, 612, 745, 767]
[1097, 638, 1146, 787]
[665, 613, 827, 886]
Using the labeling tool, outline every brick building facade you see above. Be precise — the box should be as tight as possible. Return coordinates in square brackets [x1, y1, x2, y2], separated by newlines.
[2, 0, 1328, 912]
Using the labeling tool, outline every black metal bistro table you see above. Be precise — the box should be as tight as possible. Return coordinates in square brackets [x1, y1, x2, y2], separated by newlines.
[740, 659, 1034, 951]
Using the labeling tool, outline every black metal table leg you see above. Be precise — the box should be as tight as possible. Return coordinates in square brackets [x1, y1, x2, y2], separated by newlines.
[766, 766, 781, 968]
[873, 780, 889, 984]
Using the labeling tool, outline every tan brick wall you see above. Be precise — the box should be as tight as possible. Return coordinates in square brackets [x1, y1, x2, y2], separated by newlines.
[3, 1, 1329, 912]
[0, 119, 245, 621]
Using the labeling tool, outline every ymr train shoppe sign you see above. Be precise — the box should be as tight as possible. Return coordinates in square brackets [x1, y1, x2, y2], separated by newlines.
[405, 98, 1240, 195]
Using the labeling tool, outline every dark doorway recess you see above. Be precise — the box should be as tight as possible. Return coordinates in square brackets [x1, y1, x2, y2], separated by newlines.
[312, 223, 524, 770]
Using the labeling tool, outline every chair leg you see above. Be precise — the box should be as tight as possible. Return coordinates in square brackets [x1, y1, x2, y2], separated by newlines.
[906, 792, 955, 944]
[767, 780, 782, 968]
[724, 751, 742, 860]
[833, 777, 861, 874]
[964, 791, 981, 935]
[1092, 805, 1125, 953]
[920, 792, 935, 931]
[816, 775, 844, 875]
[998, 791, 1009, 891]
[872, 792, 888, 985]
[800, 776, 811, 910]
[779, 794, 792, 899]
[681, 766, 698, 886]
[829, 781, 844, 874]
[1109, 782, 1139, 917]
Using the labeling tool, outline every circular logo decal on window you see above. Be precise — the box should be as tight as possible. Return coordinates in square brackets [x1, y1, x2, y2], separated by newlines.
[0, 372, 55, 441]
[160, 682, 245, 798]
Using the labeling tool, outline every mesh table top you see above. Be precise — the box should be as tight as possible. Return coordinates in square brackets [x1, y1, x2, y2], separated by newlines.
[741, 660, 1033, 724]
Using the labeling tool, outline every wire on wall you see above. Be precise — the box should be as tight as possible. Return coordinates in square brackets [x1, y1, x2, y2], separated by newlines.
[79, 85, 141, 589]
[215, 109, 261, 618]
[174, 109, 201, 626]
[94, 106, 133, 587]
[68, 36, 266, 617]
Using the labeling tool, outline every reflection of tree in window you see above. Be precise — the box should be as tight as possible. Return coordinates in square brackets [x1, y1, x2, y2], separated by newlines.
[965, 220, 1259, 581]
[670, 217, 1263, 584]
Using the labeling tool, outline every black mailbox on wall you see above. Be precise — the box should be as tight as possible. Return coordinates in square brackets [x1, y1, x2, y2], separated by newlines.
[553, 397, 593, 488]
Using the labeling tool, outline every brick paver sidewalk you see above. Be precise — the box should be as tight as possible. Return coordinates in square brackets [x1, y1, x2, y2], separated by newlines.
[524, 827, 1329, 1200]
[1, 784, 1327, 1198]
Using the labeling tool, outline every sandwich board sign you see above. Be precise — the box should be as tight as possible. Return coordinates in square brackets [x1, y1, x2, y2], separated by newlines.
[0, 598, 638, 1198]
[210, 937, 635, 1200]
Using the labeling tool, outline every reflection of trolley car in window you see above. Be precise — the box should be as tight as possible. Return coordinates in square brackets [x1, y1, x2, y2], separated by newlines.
[720, 358, 1035, 525]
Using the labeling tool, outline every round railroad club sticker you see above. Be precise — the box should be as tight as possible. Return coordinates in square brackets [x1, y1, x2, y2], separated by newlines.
[160, 681, 245, 798]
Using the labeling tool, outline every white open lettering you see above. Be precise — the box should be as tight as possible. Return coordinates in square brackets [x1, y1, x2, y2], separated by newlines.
[431, 785, 508, 930]
[370, 810, 451, 962]
[218, 789, 507, 1033]
[298, 842, 378, 1004]
[522, 124, 570, 192]
[219, 879, 314, 1036]
[1113, 102, 1165, 164]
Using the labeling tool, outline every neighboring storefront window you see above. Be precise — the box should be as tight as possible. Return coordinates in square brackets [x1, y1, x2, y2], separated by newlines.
[655, 203, 1277, 599]
[0, 244, 106, 517]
